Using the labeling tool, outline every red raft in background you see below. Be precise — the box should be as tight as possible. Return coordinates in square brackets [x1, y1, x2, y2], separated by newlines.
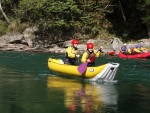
[118, 51, 150, 59]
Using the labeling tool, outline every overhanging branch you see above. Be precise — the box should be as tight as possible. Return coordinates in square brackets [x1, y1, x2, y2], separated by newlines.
[0, 0, 10, 24]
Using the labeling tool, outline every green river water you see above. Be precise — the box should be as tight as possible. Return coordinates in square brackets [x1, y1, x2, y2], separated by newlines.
[0, 52, 149, 113]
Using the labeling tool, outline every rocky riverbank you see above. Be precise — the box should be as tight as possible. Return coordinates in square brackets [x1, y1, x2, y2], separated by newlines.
[0, 28, 150, 54]
[0, 34, 120, 54]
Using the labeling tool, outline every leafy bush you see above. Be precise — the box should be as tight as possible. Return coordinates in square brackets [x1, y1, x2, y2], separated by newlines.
[7, 20, 28, 33]
[0, 20, 7, 36]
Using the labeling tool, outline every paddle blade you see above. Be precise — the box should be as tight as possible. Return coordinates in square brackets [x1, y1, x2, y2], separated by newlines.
[77, 62, 87, 74]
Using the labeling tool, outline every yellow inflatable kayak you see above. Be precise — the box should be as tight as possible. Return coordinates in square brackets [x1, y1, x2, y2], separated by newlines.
[48, 58, 119, 82]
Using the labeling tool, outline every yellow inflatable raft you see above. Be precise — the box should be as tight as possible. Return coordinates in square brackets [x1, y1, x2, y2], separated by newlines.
[48, 58, 119, 82]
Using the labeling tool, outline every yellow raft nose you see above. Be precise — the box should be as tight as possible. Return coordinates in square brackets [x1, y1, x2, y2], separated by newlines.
[48, 58, 64, 64]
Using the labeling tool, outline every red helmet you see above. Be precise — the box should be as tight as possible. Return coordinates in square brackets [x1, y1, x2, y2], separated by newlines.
[87, 43, 94, 49]
[72, 39, 79, 44]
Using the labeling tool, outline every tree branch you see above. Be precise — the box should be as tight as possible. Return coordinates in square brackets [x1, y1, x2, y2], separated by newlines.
[119, 0, 127, 24]
[0, 0, 10, 24]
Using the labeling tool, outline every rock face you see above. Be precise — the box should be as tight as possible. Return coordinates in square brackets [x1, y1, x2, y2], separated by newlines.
[62, 40, 72, 48]
[23, 27, 37, 47]
[139, 38, 150, 47]
[111, 38, 123, 54]
[0, 34, 24, 45]
[87, 39, 96, 44]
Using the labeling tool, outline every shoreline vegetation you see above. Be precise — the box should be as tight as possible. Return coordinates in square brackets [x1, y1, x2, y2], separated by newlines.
[0, 0, 150, 54]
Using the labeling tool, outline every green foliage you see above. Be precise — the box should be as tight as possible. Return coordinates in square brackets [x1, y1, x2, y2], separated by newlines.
[107, 0, 149, 40]
[7, 20, 28, 33]
[142, 16, 150, 25]
[0, 0, 149, 41]
[137, 0, 150, 25]
[15, 0, 109, 36]
[0, 20, 7, 36]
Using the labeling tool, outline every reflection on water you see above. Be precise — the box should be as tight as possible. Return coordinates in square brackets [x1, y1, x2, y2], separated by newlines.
[47, 76, 118, 113]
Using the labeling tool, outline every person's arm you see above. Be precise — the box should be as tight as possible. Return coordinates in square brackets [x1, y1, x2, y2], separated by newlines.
[81, 52, 88, 63]
[141, 47, 148, 51]
[127, 49, 131, 54]
[99, 46, 104, 53]
[134, 48, 141, 53]
[94, 50, 101, 57]
[66, 47, 76, 58]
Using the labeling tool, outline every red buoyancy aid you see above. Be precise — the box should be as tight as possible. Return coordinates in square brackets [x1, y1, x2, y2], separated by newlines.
[131, 47, 134, 54]
[87, 52, 95, 62]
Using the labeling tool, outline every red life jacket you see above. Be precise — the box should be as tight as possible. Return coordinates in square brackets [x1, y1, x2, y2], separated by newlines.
[87, 52, 96, 62]
[131, 47, 134, 54]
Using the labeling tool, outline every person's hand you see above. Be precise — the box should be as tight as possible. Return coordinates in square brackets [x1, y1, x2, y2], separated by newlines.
[100, 46, 103, 49]
[87, 59, 90, 62]
[76, 54, 80, 58]
[99, 46, 103, 52]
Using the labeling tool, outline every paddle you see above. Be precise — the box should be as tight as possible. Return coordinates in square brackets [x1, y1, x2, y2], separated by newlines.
[77, 62, 88, 74]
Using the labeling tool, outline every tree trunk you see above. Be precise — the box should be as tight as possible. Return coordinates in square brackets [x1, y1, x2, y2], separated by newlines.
[119, 0, 127, 24]
[147, 25, 150, 38]
[0, 0, 10, 24]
